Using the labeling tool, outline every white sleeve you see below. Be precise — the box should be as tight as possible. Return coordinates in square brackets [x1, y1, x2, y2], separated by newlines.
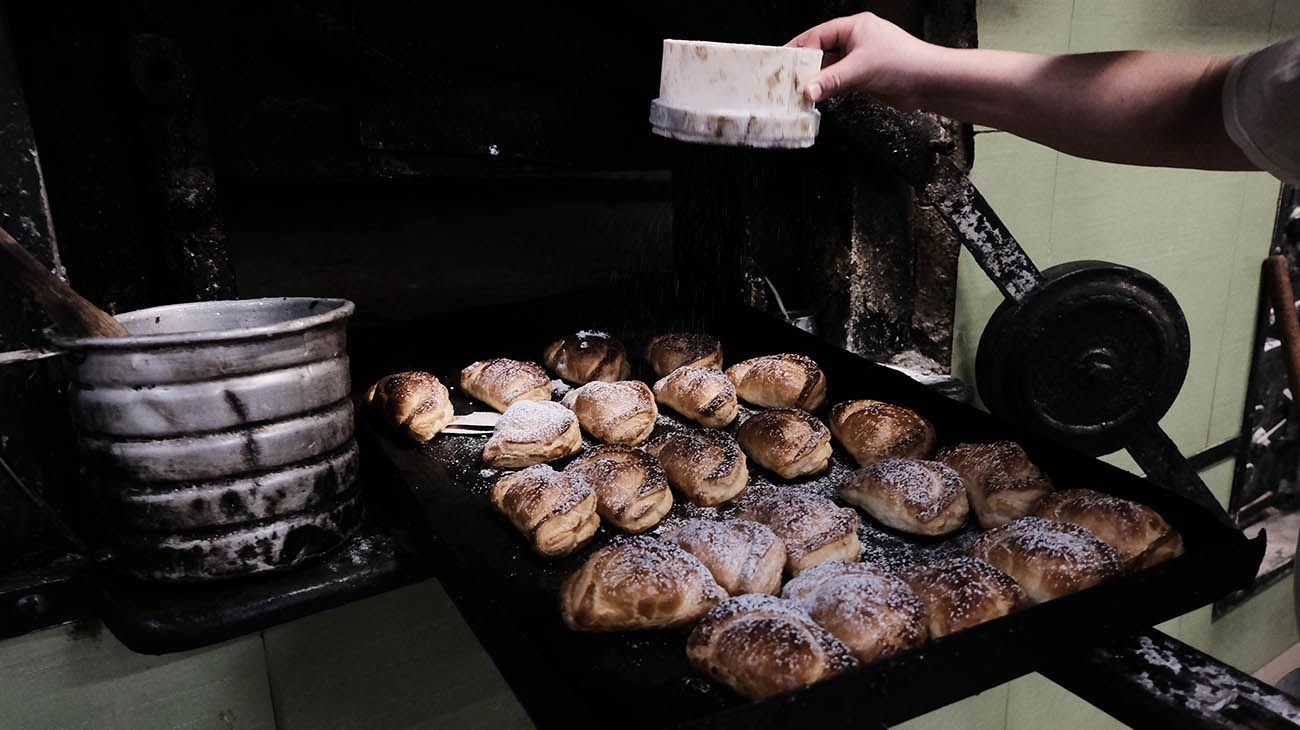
[1222, 35, 1300, 185]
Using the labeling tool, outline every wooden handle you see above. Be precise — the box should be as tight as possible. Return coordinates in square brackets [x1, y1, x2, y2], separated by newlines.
[1267, 254, 1300, 417]
[0, 225, 129, 338]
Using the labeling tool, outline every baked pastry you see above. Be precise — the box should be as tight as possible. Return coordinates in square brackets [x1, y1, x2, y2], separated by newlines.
[459, 358, 552, 412]
[687, 594, 858, 700]
[782, 561, 927, 663]
[904, 556, 1026, 637]
[969, 516, 1121, 604]
[560, 380, 658, 446]
[566, 446, 673, 533]
[542, 331, 632, 385]
[482, 400, 582, 469]
[732, 486, 861, 574]
[652, 366, 738, 428]
[490, 464, 599, 557]
[560, 536, 726, 631]
[644, 333, 723, 378]
[658, 518, 785, 595]
[736, 408, 833, 479]
[839, 459, 969, 536]
[364, 371, 454, 443]
[644, 429, 749, 506]
[936, 441, 1053, 529]
[1033, 489, 1184, 571]
[828, 400, 935, 467]
[725, 354, 827, 411]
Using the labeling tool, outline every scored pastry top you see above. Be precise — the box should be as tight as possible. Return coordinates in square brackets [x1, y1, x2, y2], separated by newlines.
[492, 400, 578, 445]
[644, 333, 723, 378]
[544, 331, 632, 385]
[846, 458, 966, 523]
[936, 441, 1052, 496]
[737, 409, 831, 463]
[726, 353, 827, 411]
[460, 358, 553, 412]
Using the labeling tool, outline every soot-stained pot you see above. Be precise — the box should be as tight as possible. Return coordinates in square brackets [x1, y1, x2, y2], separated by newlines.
[48, 297, 362, 581]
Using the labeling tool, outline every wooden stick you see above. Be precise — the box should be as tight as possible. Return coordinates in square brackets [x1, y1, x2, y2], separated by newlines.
[1267, 253, 1300, 418]
[0, 225, 128, 338]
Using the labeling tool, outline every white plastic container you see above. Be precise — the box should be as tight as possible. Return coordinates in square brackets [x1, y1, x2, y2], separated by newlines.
[649, 39, 823, 149]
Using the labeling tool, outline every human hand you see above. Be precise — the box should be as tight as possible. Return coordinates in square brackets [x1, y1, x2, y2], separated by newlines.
[788, 12, 941, 108]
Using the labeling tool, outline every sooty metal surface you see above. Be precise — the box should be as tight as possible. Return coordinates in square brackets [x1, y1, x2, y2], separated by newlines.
[1044, 629, 1300, 730]
[49, 298, 362, 581]
[95, 516, 428, 654]
[355, 288, 1262, 730]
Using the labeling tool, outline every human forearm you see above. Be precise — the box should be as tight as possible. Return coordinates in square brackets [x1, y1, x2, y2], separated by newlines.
[914, 48, 1249, 170]
[790, 13, 1255, 171]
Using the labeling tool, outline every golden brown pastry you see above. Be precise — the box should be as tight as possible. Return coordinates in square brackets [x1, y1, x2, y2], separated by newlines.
[1033, 489, 1184, 571]
[686, 594, 858, 701]
[565, 446, 673, 533]
[969, 516, 1121, 604]
[725, 354, 827, 411]
[658, 518, 785, 595]
[482, 400, 583, 469]
[459, 358, 552, 412]
[839, 459, 969, 536]
[542, 331, 632, 385]
[732, 486, 861, 574]
[736, 408, 833, 479]
[560, 380, 658, 446]
[652, 366, 738, 428]
[644, 333, 723, 378]
[560, 536, 726, 631]
[828, 400, 936, 467]
[937, 441, 1053, 529]
[644, 429, 749, 507]
[904, 556, 1026, 637]
[781, 560, 927, 663]
[364, 371, 454, 443]
[490, 465, 599, 557]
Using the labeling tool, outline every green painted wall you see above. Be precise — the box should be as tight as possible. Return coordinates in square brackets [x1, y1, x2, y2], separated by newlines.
[4, 2, 1300, 729]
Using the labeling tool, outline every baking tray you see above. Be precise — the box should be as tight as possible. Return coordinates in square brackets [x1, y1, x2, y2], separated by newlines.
[350, 287, 1263, 729]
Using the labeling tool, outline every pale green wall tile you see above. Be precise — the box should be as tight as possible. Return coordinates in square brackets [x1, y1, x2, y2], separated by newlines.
[1156, 616, 1184, 642]
[1100, 450, 1141, 475]
[1066, 0, 1271, 54]
[1006, 673, 1129, 730]
[1070, 0, 1275, 29]
[1067, 22, 1267, 56]
[1271, 0, 1300, 41]
[0, 623, 274, 730]
[895, 684, 1008, 730]
[1199, 457, 1237, 510]
[966, 132, 1059, 252]
[969, 132, 1059, 255]
[262, 579, 530, 730]
[1044, 162, 1246, 272]
[1208, 176, 1283, 446]
[977, 0, 1074, 53]
[1180, 575, 1297, 673]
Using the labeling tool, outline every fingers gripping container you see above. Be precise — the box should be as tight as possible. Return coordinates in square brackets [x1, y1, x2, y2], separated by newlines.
[649, 39, 823, 149]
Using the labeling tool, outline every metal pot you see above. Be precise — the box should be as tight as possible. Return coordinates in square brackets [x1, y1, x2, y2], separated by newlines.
[47, 297, 362, 582]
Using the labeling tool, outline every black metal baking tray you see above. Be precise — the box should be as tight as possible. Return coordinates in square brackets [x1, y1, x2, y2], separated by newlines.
[351, 286, 1263, 730]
